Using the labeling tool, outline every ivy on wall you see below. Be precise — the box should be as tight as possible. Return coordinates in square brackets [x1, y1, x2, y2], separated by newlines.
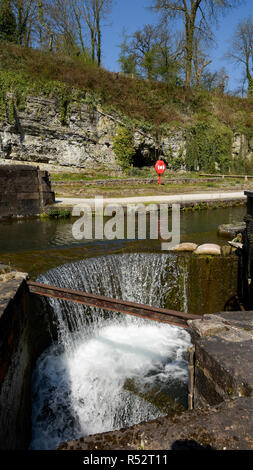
[185, 121, 233, 173]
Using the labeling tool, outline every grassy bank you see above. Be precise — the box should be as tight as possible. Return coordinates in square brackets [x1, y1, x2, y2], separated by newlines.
[51, 171, 252, 198]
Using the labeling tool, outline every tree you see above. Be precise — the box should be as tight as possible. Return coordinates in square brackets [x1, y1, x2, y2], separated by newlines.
[72, 0, 112, 66]
[47, 0, 78, 55]
[0, 0, 17, 43]
[130, 25, 160, 80]
[37, 0, 86, 56]
[214, 67, 229, 94]
[118, 24, 182, 84]
[118, 32, 137, 76]
[37, 0, 54, 50]
[155, 25, 183, 85]
[192, 36, 212, 87]
[227, 17, 253, 98]
[197, 67, 228, 93]
[13, 0, 37, 46]
[151, 0, 243, 87]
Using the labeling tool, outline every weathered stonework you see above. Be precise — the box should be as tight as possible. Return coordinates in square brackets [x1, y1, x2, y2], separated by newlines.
[0, 164, 55, 218]
[186, 255, 238, 316]
[188, 311, 253, 408]
[0, 265, 53, 450]
[217, 222, 246, 239]
[57, 397, 253, 450]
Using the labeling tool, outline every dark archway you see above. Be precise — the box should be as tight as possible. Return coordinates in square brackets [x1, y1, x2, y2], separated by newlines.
[132, 145, 167, 168]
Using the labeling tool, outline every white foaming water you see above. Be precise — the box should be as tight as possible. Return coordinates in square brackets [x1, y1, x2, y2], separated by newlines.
[30, 253, 191, 450]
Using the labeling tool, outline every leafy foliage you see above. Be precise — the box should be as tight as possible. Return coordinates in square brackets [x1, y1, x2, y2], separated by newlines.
[0, 0, 16, 43]
[185, 121, 233, 173]
[113, 126, 136, 169]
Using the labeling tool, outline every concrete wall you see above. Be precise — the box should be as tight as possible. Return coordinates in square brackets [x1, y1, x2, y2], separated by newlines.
[0, 164, 55, 219]
[0, 266, 53, 450]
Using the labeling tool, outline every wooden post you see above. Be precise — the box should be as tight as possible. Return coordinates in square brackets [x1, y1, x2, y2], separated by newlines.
[188, 346, 195, 410]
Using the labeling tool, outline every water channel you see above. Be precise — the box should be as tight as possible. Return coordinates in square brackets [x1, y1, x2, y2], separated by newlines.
[0, 206, 245, 449]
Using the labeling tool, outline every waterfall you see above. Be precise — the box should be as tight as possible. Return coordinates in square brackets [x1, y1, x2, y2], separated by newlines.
[29, 253, 191, 450]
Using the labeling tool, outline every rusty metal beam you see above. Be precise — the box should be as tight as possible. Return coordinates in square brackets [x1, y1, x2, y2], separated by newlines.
[27, 280, 201, 328]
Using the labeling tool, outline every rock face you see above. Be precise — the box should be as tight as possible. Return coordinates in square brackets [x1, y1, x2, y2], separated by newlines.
[0, 96, 187, 170]
[0, 94, 252, 171]
[0, 97, 119, 168]
[0, 96, 187, 169]
[2, 95, 251, 170]
[232, 132, 253, 160]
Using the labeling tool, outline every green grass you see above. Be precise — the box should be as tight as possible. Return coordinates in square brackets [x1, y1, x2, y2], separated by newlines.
[51, 173, 119, 182]
[0, 42, 252, 133]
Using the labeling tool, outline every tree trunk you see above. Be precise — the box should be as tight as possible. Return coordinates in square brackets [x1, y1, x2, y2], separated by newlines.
[246, 59, 253, 98]
[74, 7, 85, 53]
[91, 30, 95, 63]
[185, 2, 198, 88]
[96, 7, 101, 66]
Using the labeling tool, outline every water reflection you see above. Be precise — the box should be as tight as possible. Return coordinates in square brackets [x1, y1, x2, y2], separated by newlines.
[0, 206, 245, 254]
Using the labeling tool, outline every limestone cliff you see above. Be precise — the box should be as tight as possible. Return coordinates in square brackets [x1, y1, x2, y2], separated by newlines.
[0, 95, 252, 170]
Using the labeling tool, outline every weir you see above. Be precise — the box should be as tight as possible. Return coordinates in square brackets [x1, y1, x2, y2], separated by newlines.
[0, 248, 247, 450]
[28, 253, 194, 449]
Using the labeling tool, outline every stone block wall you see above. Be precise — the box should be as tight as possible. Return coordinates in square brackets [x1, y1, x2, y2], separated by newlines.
[0, 266, 53, 450]
[0, 164, 55, 218]
[188, 311, 253, 409]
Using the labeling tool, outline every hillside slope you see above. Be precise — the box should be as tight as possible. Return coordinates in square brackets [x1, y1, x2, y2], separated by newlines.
[0, 44, 252, 173]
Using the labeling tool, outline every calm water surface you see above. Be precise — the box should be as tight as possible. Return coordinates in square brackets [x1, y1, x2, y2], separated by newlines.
[0, 206, 245, 277]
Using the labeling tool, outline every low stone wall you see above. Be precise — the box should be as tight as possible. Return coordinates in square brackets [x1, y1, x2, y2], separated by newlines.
[188, 311, 253, 408]
[0, 265, 53, 450]
[57, 397, 253, 450]
[0, 164, 55, 219]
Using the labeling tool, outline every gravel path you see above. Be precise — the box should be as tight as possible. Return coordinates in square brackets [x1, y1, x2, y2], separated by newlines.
[55, 191, 246, 208]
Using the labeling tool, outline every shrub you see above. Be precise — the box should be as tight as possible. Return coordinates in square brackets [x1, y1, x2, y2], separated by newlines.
[185, 121, 232, 173]
[112, 125, 136, 169]
[48, 209, 71, 219]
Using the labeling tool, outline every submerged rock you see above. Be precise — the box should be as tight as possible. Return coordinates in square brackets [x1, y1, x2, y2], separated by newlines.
[194, 244, 221, 256]
[217, 222, 246, 239]
[123, 378, 185, 416]
[221, 245, 233, 256]
[172, 243, 198, 252]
